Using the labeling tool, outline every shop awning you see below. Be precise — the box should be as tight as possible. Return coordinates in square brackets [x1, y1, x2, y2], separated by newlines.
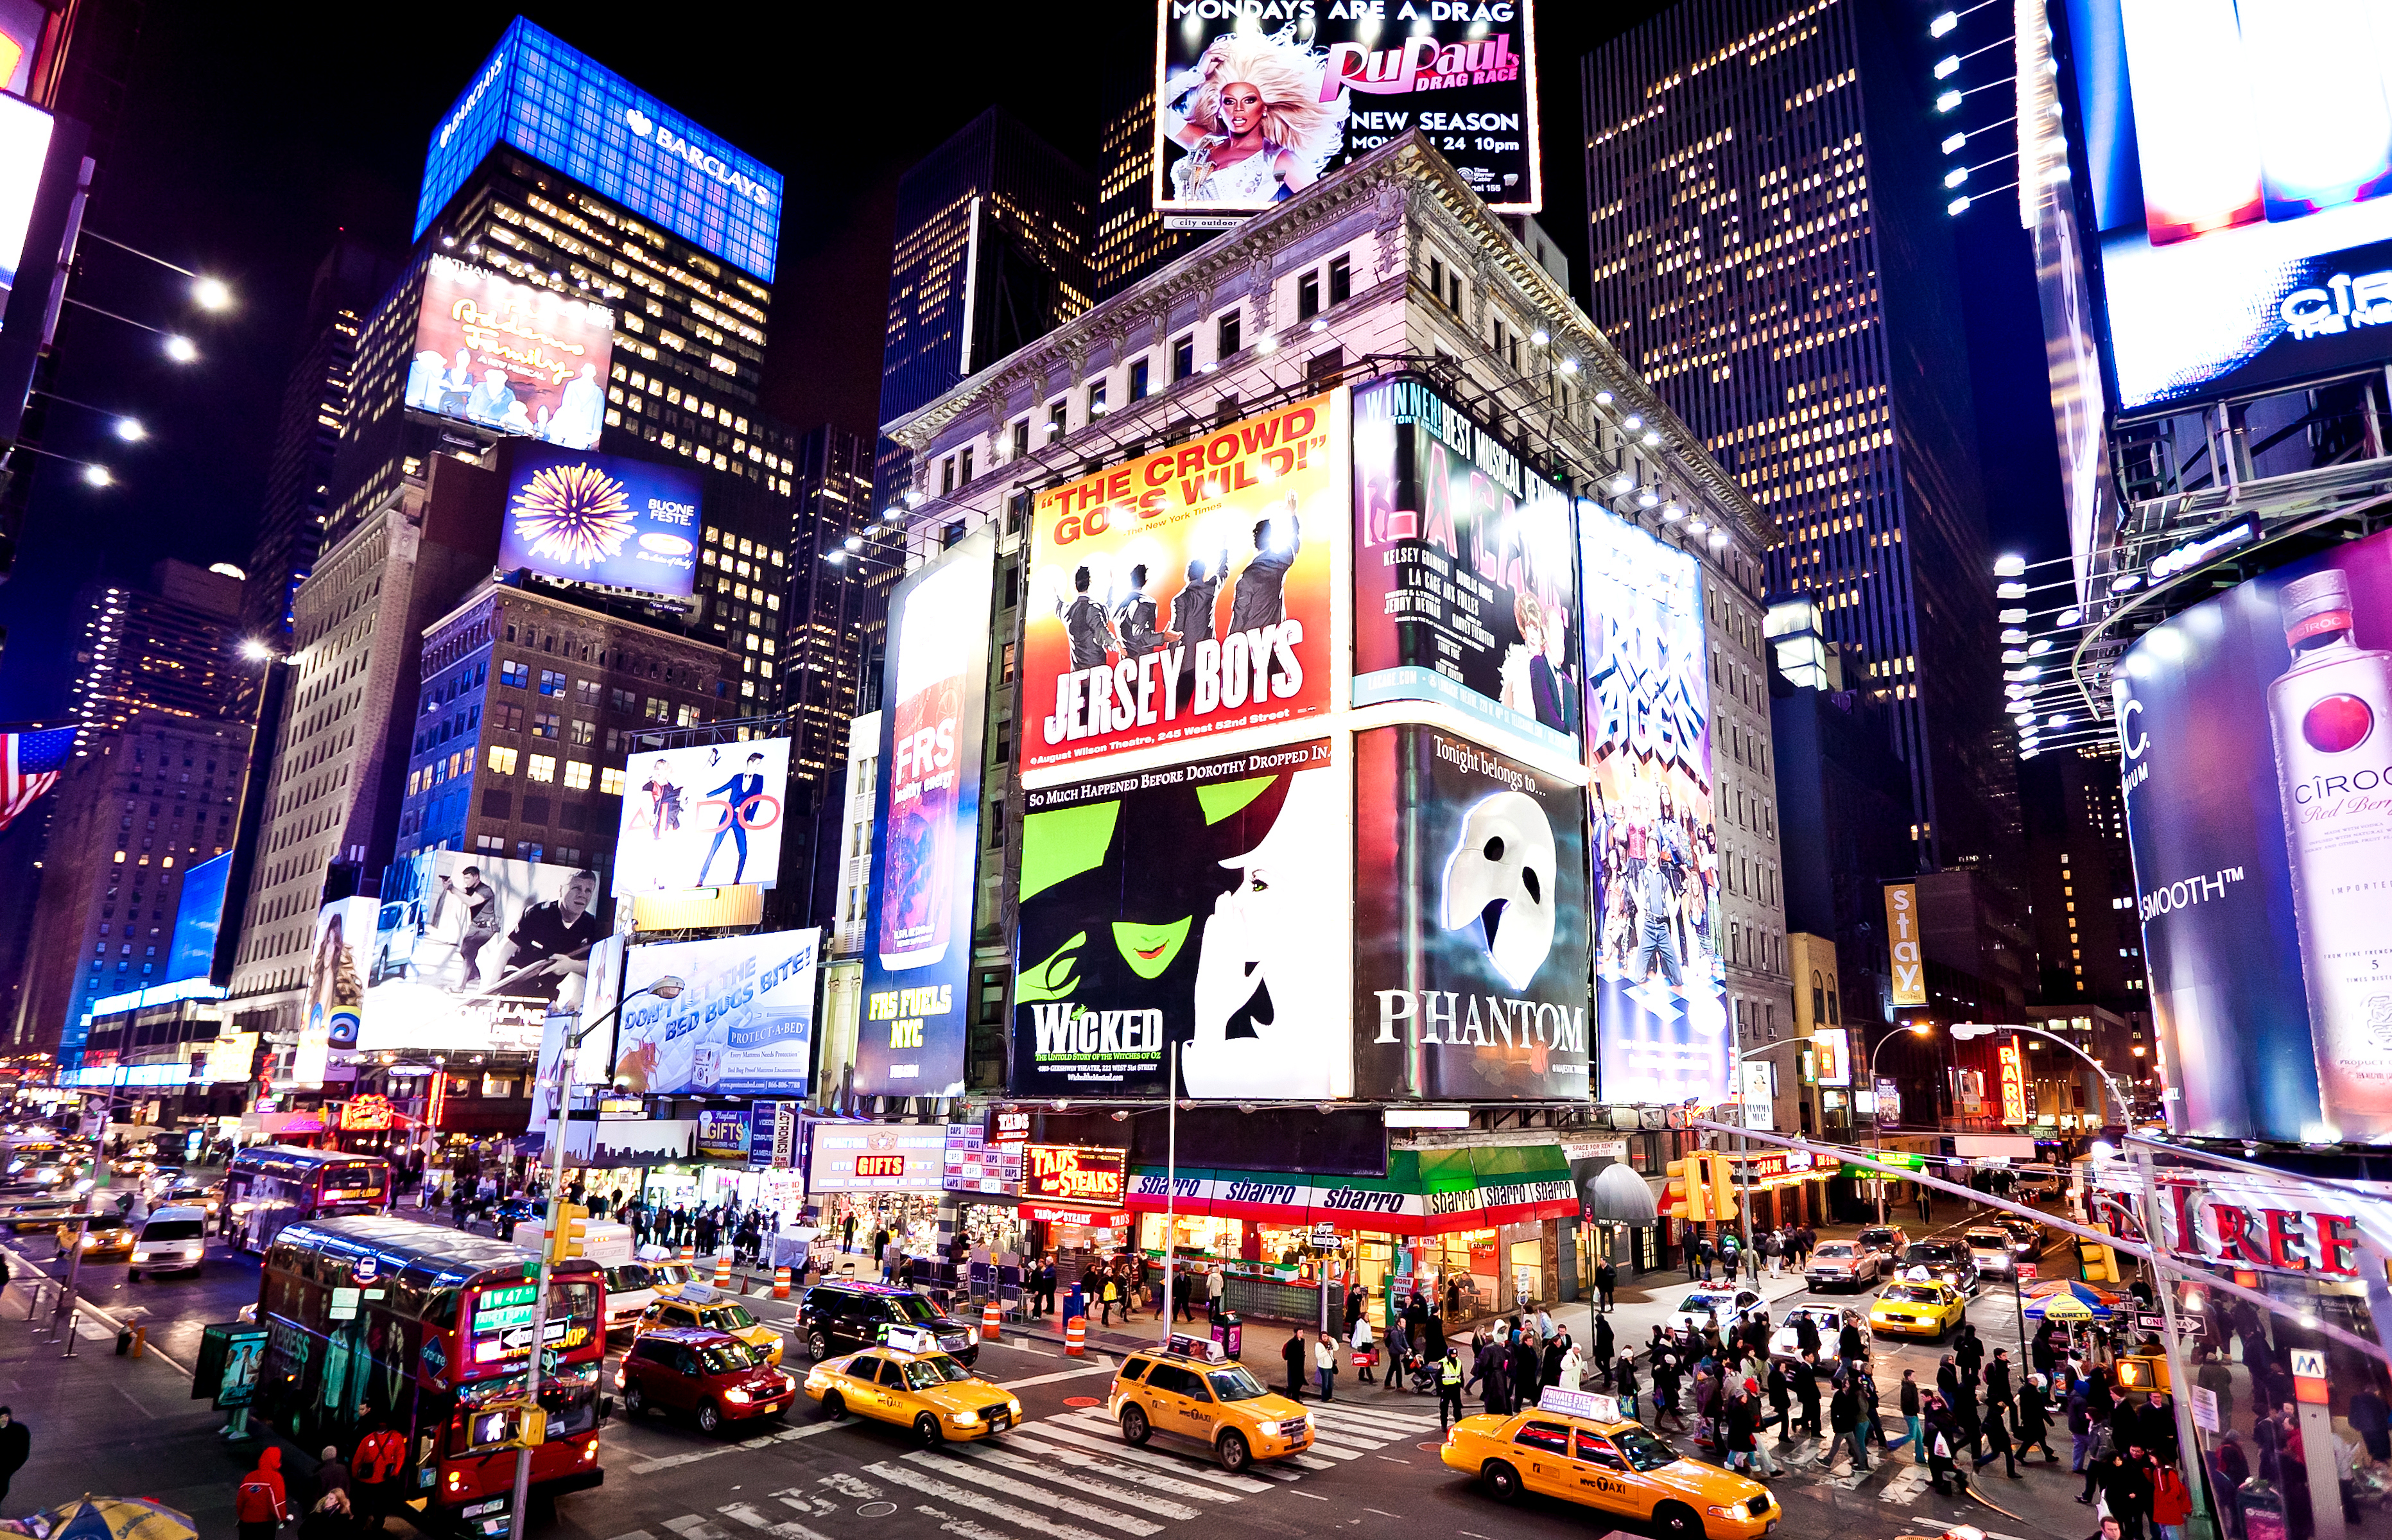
[1127, 1145, 1575, 1237]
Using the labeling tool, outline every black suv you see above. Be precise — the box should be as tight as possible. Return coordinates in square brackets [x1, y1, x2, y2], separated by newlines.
[1900, 1238, 1980, 1295]
[797, 1280, 979, 1365]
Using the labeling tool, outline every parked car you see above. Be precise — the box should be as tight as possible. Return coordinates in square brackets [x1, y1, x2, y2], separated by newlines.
[1803, 1240, 1882, 1292]
[797, 1279, 980, 1365]
[127, 1206, 209, 1279]
[618, 1326, 795, 1435]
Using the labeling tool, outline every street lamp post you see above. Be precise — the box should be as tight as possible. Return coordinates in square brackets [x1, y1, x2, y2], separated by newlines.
[506, 973, 685, 1540]
[1868, 1025, 1934, 1223]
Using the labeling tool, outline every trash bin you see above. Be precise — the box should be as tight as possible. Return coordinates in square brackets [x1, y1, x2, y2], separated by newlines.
[1212, 1312, 1242, 1361]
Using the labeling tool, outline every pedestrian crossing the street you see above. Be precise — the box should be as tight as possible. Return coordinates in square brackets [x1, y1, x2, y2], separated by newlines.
[603, 1393, 1451, 1540]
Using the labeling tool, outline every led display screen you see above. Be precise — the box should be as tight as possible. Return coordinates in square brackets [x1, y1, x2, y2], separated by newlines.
[300, 898, 376, 1086]
[0, 93, 49, 304]
[2112, 524, 2392, 1143]
[1021, 391, 1344, 776]
[166, 851, 232, 984]
[1581, 506, 1726, 1107]
[363, 849, 611, 1052]
[616, 928, 819, 1096]
[407, 257, 613, 449]
[1153, 1, 1539, 215]
[499, 446, 699, 598]
[2073, 0, 2392, 410]
[610, 737, 790, 896]
[415, 17, 783, 281]
[858, 529, 996, 1098]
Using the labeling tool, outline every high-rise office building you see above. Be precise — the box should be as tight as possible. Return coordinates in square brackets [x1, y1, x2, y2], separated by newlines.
[69, 558, 250, 742]
[2020, 745, 2144, 1011]
[879, 109, 1093, 434]
[242, 237, 403, 643]
[1584, 0, 2016, 884]
[779, 425, 873, 783]
[1091, 76, 1202, 300]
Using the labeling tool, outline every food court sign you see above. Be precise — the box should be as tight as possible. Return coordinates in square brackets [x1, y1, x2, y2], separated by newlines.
[1022, 1145, 1127, 1207]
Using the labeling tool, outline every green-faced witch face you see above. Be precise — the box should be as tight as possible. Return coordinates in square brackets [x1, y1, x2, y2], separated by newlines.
[1111, 916, 1193, 979]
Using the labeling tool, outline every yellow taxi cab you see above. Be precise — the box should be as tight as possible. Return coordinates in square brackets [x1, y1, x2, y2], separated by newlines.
[1441, 1387, 1776, 1540]
[636, 1283, 784, 1365]
[801, 1326, 1023, 1447]
[1107, 1335, 1313, 1474]
[1869, 1276, 1969, 1340]
[57, 1217, 134, 1263]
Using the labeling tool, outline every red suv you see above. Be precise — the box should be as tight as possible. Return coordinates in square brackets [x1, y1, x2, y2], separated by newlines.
[619, 1326, 795, 1435]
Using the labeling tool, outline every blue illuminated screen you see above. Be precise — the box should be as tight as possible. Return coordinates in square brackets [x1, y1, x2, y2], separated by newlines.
[166, 852, 232, 984]
[414, 17, 783, 282]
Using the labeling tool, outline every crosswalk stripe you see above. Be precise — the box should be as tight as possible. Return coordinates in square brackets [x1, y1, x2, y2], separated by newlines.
[895, 1449, 1163, 1536]
[950, 1441, 1205, 1519]
[1313, 1400, 1443, 1428]
[1050, 1406, 1319, 1473]
[866, 1460, 1142, 1540]
[661, 1519, 734, 1540]
[715, 1501, 832, 1540]
[1278, 1451, 1340, 1471]
[1291, 1434, 1367, 1459]
[1016, 1421, 1283, 1489]
[1304, 1406, 1438, 1439]
[981, 1434, 1239, 1503]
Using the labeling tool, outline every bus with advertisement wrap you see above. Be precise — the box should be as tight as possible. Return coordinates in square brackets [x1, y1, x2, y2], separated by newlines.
[254, 1216, 604, 1530]
[223, 1145, 390, 1253]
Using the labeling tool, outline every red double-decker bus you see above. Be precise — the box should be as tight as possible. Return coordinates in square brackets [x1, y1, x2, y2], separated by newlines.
[255, 1215, 604, 1528]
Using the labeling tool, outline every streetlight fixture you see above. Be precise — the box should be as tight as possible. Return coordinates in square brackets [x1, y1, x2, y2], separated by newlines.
[80, 464, 110, 488]
[1869, 1023, 1934, 1221]
[113, 417, 144, 442]
[191, 276, 232, 311]
[162, 335, 198, 364]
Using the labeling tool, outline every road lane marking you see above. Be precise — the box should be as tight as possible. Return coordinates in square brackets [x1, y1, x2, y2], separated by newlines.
[897, 1448, 1166, 1534]
[1000, 1360, 1118, 1389]
[867, 1461, 1138, 1540]
[948, 1440, 1204, 1518]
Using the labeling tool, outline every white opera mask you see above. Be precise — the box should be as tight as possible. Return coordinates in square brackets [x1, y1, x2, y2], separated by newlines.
[1439, 790, 1557, 990]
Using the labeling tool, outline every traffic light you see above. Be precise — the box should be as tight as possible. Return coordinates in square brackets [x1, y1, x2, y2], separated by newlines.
[462, 1400, 548, 1452]
[548, 1204, 589, 1263]
[2076, 1239, 2120, 1283]
[1665, 1159, 1713, 1223]
[2115, 1354, 2170, 1392]
[1704, 1151, 1740, 1220]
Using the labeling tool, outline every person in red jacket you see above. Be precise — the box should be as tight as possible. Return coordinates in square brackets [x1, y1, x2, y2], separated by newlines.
[352, 1426, 406, 1532]
[2151, 1460, 2193, 1540]
[236, 1446, 291, 1540]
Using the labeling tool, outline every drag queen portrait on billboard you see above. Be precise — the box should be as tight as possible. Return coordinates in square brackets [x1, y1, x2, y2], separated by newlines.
[1161, 28, 1348, 204]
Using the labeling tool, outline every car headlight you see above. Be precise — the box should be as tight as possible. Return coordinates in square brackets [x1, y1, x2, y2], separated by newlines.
[183, 1245, 204, 1258]
[724, 1388, 751, 1404]
[1008, 1399, 1023, 1419]
[966, 1325, 980, 1345]
[949, 1410, 981, 1426]
[781, 1374, 798, 1392]
[1707, 1505, 1744, 1519]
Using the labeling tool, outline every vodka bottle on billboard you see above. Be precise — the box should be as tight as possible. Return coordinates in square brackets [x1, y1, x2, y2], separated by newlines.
[2267, 568, 2392, 1138]
[876, 569, 974, 971]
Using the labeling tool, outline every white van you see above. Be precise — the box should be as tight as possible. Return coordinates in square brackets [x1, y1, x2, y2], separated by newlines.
[127, 1204, 210, 1279]
[510, 1220, 652, 1331]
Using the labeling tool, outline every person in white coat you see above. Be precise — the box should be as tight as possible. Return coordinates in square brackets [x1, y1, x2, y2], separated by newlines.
[1352, 1314, 1375, 1384]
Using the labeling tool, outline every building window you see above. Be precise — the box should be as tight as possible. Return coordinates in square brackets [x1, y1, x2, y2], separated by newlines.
[486, 745, 518, 775]
[940, 455, 957, 494]
[1297, 272, 1321, 322]
[532, 712, 560, 739]
[517, 842, 543, 862]
[539, 669, 566, 696]
[1328, 254, 1351, 305]
[1129, 358, 1150, 401]
[1218, 312, 1242, 356]
[564, 761, 592, 790]
[1012, 419, 1028, 457]
[568, 719, 594, 747]
[645, 696, 670, 722]
[481, 790, 512, 820]
[521, 795, 551, 826]
[1428, 254, 1444, 301]
[499, 661, 528, 688]
[600, 767, 626, 796]
[526, 754, 557, 784]
[1172, 334, 1194, 381]
[1087, 379, 1107, 417]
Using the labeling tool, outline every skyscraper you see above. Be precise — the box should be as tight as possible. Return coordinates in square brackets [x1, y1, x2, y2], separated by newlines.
[69, 559, 250, 741]
[1584, 0, 2016, 883]
[1091, 76, 1202, 301]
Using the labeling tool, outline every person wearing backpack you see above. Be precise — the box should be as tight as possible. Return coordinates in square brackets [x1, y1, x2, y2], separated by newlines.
[237, 1446, 292, 1540]
[352, 1426, 406, 1533]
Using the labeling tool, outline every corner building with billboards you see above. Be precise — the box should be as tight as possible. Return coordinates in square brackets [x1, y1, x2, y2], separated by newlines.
[864, 132, 1795, 1310]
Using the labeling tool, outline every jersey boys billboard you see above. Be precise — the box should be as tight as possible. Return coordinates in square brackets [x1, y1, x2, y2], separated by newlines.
[1152, 3, 1540, 215]
[1353, 724, 1590, 1102]
[1353, 377, 1578, 759]
[1012, 738, 1349, 1101]
[858, 529, 997, 1099]
[1581, 507, 1728, 1107]
[1023, 392, 1344, 776]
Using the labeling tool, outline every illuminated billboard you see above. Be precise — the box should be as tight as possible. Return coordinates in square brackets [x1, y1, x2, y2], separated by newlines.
[1021, 391, 1345, 776]
[1581, 506, 1726, 1107]
[0, 94, 49, 306]
[362, 849, 610, 1051]
[500, 447, 700, 598]
[415, 17, 783, 281]
[615, 929, 819, 1096]
[166, 851, 233, 984]
[1152, 2, 1540, 215]
[1352, 377, 1577, 759]
[406, 257, 612, 450]
[1353, 724, 1590, 1101]
[2113, 525, 2392, 1143]
[300, 899, 376, 1086]
[611, 737, 790, 895]
[2072, 0, 2392, 410]
[1012, 737, 1349, 1101]
[857, 529, 997, 1098]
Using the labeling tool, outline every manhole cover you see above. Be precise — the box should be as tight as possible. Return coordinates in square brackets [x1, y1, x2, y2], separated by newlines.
[857, 1503, 897, 1519]
[1064, 1396, 1102, 1406]
[1416, 1442, 1443, 1453]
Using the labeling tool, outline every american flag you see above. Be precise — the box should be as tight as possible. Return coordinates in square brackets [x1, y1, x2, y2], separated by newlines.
[0, 727, 74, 835]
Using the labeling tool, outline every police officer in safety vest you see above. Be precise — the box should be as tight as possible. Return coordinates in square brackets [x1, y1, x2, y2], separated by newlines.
[1439, 1349, 1466, 1431]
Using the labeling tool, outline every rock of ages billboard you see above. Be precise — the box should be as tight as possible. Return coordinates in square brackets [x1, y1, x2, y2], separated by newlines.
[1023, 392, 1344, 776]
[1353, 724, 1591, 1102]
[1012, 738, 1349, 1101]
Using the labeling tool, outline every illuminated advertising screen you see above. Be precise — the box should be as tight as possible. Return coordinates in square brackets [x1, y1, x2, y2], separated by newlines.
[1021, 1145, 1128, 1207]
[499, 446, 700, 598]
[415, 17, 783, 281]
[1812, 1026, 1851, 1087]
[695, 1108, 751, 1161]
[811, 1126, 948, 1193]
[611, 737, 790, 895]
[857, 529, 997, 1098]
[0, 94, 49, 306]
[166, 851, 233, 984]
[300, 898, 376, 1086]
[2113, 525, 2392, 1143]
[1353, 724, 1590, 1101]
[2070, 0, 2392, 410]
[1153, 2, 1539, 215]
[1013, 736, 1349, 1100]
[616, 929, 819, 1096]
[1581, 506, 1726, 1106]
[362, 849, 609, 1051]
[1998, 1039, 2030, 1125]
[405, 257, 613, 451]
[1352, 377, 1578, 759]
[1021, 391, 1345, 776]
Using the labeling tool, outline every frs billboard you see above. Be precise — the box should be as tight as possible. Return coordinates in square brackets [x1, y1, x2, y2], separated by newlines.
[1013, 738, 1348, 1101]
[611, 738, 792, 895]
[2070, 0, 2392, 411]
[1581, 506, 1728, 1107]
[1022, 392, 1344, 775]
[1352, 377, 1578, 760]
[406, 257, 612, 451]
[2114, 525, 2392, 1143]
[1153, 1, 1539, 215]
[501, 446, 700, 598]
[858, 529, 997, 1098]
[1353, 725, 1590, 1102]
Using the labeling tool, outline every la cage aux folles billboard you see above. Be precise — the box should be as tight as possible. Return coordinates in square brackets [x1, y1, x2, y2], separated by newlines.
[406, 257, 612, 451]
[499, 446, 700, 599]
[857, 528, 997, 1099]
[2115, 524, 2392, 1144]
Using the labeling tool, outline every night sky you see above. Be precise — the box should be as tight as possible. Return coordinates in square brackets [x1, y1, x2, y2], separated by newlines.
[0, 1, 2056, 725]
